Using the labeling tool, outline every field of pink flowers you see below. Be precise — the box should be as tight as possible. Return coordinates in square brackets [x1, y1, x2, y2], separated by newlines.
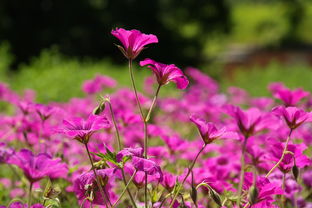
[0, 28, 311, 208]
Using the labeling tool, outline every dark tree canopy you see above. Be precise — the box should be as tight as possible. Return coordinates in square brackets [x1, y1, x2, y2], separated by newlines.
[0, 0, 231, 67]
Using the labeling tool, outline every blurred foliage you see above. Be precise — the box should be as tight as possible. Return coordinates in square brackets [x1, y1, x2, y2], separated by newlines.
[0, 0, 230, 67]
[1, 44, 312, 104]
[221, 62, 312, 97]
[229, 1, 312, 46]
[4, 49, 150, 102]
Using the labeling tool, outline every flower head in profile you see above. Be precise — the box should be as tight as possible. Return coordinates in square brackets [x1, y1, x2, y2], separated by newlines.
[225, 105, 275, 138]
[59, 115, 110, 144]
[140, 58, 189, 89]
[190, 115, 229, 144]
[272, 106, 312, 130]
[132, 156, 163, 182]
[269, 82, 309, 106]
[8, 149, 68, 183]
[111, 28, 158, 60]
[34, 103, 55, 121]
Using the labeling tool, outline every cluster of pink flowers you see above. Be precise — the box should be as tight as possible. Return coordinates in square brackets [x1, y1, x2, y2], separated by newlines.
[0, 28, 311, 208]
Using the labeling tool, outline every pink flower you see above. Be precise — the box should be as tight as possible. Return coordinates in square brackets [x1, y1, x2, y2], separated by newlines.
[243, 172, 283, 207]
[116, 147, 143, 162]
[132, 156, 163, 182]
[59, 115, 110, 144]
[82, 75, 117, 95]
[140, 58, 189, 89]
[0, 143, 14, 163]
[190, 115, 230, 144]
[74, 168, 116, 207]
[272, 106, 312, 129]
[161, 172, 176, 192]
[269, 83, 309, 106]
[226, 105, 275, 138]
[111, 28, 158, 60]
[270, 143, 311, 173]
[34, 103, 55, 121]
[7, 202, 45, 208]
[8, 149, 68, 183]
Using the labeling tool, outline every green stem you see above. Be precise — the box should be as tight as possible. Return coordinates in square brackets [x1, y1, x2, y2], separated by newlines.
[128, 59, 144, 119]
[28, 182, 33, 207]
[281, 173, 286, 208]
[84, 143, 110, 208]
[107, 99, 137, 207]
[237, 136, 248, 207]
[107, 101, 122, 151]
[169, 144, 207, 208]
[128, 58, 147, 207]
[113, 170, 137, 207]
[145, 84, 161, 122]
[266, 129, 293, 178]
[128, 59, 162, 208]
[158, 194, 171, 208]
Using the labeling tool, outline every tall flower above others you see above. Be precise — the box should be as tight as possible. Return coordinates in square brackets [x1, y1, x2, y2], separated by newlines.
[140, 58, 189, 89]
[190, 115, 229, 144]
[111, 28, 158, 60]
[59, 115, 110, 144]
[8, 149, 68, 183]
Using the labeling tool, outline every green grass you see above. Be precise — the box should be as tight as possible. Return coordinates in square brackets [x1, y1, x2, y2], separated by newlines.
[221, 62, 312, 97]
[0, 47, 179, 103]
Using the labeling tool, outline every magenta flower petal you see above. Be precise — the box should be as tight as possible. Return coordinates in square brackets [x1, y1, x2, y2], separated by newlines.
[74, 168, 116, 206]
[8, 149, 68, 183]
[190, 115, 231, 144]
[140, 58, 189, 89]
[8, 202, 45, 208]
[59, 114, 110, 144]
[272, 106, 312, 129]
[116, 147, 143, 162]
[132, 156, 163, 182]
[111, 28, 158, 59]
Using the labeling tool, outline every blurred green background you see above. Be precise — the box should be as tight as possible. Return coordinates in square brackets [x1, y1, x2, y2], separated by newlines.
[0, 0, 312, 103]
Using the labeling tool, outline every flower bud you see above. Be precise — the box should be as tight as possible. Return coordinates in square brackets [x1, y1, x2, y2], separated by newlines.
[93, 102, 105, 115]
[191, 185, 197, 206]
[292, 164, 299, 181]
[248, 185, 259, 205]
[190, 171, 197, 205]
[43, 179, 61, 199]
[209, 187, 222, 207]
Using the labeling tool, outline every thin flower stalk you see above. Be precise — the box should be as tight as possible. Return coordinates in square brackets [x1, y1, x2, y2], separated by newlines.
[106, 98, 138, 208]
[128, 59, 162, 208]
[84, 143, 111, 208]
[169, 144, 207, 208]
[27, 182, 33, 207]
[237, 136, 248, 207]
[106, 99, 122, 150]
[281, 173, 286, 208]
[266, 129, 293, 178]
[112, 170, 137, 207]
